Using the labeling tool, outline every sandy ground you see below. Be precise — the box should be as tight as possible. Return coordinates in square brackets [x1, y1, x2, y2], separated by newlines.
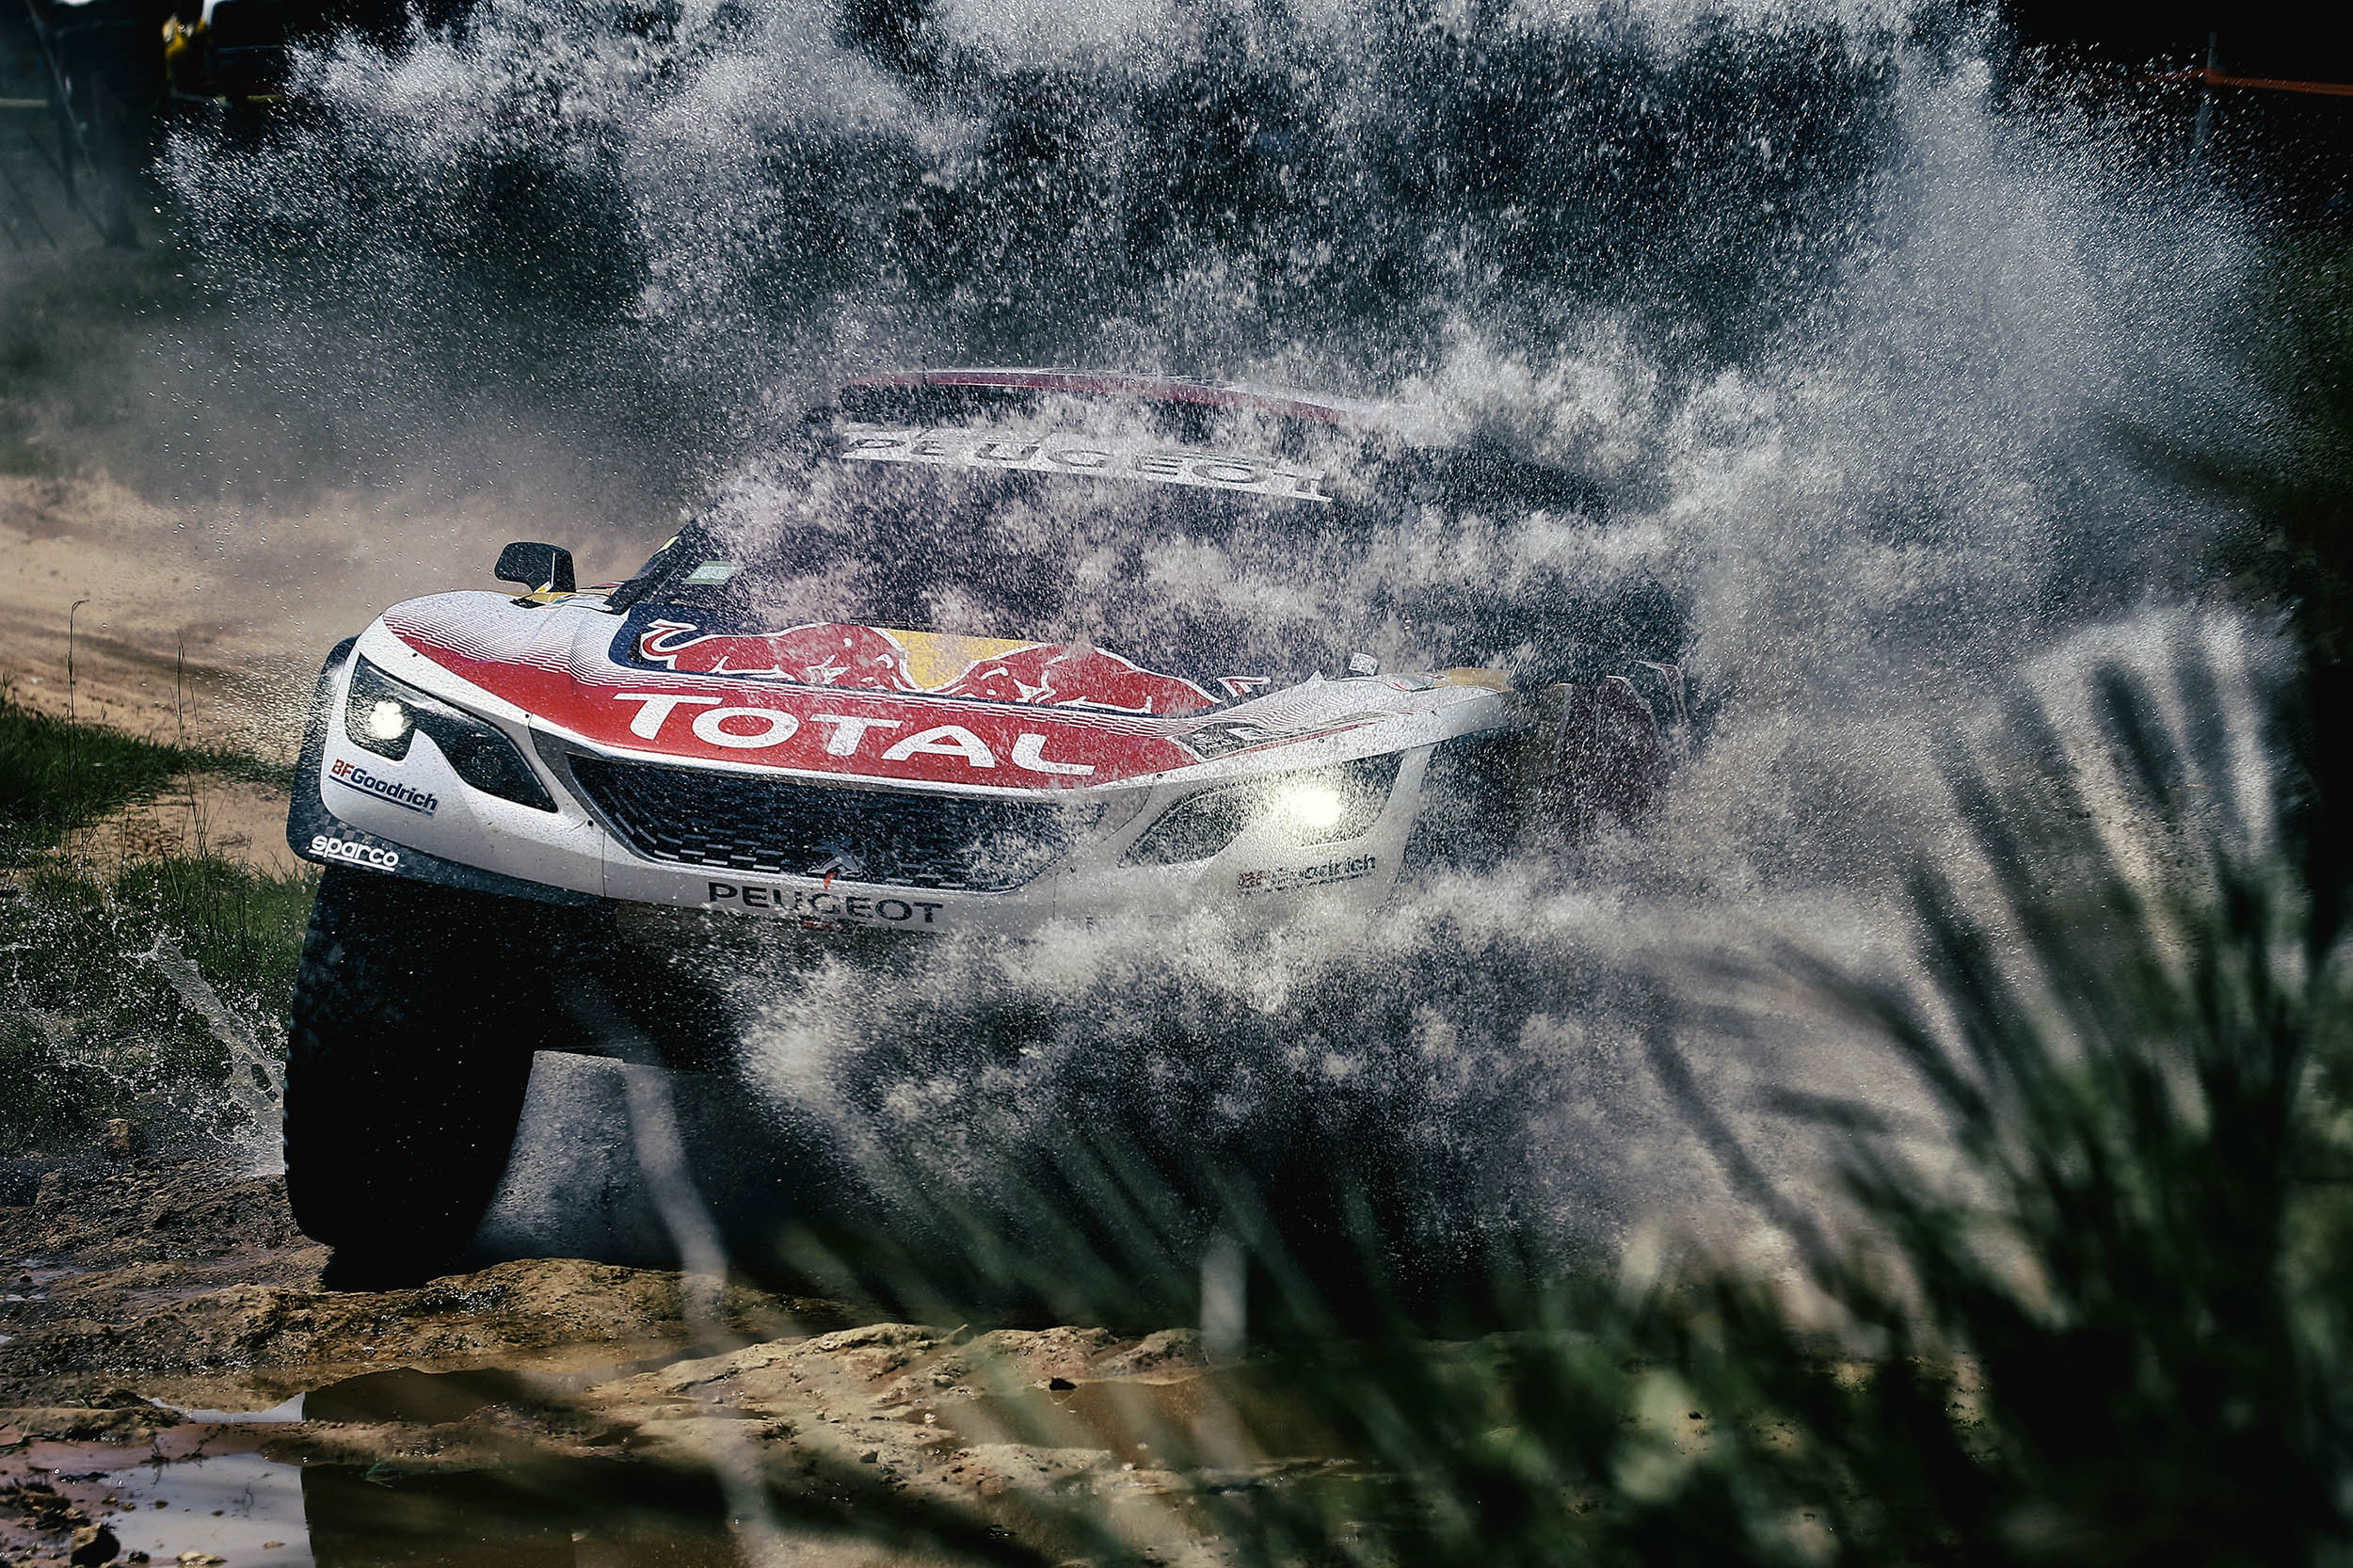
[0, 1153, 1359, 1568]
[0, 473, 643, 760]
[40, 772, 306, 879]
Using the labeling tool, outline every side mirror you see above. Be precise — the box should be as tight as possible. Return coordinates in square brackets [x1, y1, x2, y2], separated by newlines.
[495, 541, 575, 595]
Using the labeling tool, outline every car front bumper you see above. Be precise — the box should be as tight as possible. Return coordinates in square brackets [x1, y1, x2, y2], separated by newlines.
[290, 629, 1480, 939]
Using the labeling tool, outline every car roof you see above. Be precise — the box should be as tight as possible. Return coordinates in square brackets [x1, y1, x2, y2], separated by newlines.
[827, 366, 1609, 519]
[834, 367, 1389, 432]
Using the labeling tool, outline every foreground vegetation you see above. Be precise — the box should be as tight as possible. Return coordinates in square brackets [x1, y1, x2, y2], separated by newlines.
[1257, 648, 2353, 1567]
[696, 635, 2352, 1567]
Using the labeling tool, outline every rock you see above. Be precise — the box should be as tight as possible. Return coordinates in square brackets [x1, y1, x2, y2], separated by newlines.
[2, 1480, 87, 1529]
[69, 1522, 119, 1567]
[1091, 1328, 1208, 1379]
[176, 1553, 225, 1566]
[128, 1554, 151, 1565]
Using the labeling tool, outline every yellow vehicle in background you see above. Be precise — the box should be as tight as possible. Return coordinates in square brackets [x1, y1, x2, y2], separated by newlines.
[161, 0, 287, 103]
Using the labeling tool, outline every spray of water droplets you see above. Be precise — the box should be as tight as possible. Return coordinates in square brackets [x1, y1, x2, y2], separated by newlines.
[154, 0, 2297, 1283]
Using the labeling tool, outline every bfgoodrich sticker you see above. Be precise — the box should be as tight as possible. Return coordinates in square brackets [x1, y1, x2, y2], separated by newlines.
[328, 757, 439, 816]
[1237, 856, 1379, 895]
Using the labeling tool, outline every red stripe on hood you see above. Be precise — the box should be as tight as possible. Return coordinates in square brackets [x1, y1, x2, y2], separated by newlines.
[392, 626, 1205, 787]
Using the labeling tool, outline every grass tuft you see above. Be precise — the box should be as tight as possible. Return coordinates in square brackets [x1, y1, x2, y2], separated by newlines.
[0, 686, 193, 863]
[0, 855, 314, 1155]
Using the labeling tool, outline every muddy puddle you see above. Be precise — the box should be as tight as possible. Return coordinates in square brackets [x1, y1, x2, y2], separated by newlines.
[3, 1160, 1383, 1567]
[11, 1355, 762, 1567]
[12, 1439, 744, 1568]
[299, 1461, 741, 1568]
[57, 1446, 310, 1566]
[15, 1408, 764, 1568]
[8, 1348, 1376, 1567]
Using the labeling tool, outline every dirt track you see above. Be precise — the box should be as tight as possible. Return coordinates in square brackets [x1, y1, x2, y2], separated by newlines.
[1, 1151, 1349, 1568]
[0, 473, 642, 758]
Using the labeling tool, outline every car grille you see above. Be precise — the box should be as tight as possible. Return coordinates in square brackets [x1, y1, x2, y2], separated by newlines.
[568, 755, 1095, 892]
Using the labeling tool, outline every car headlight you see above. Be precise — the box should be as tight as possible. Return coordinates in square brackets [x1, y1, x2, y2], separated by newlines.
[343, 657, 557, 812]
[1270, 780, 1350, 835]
[1124, 754, 1400, 867]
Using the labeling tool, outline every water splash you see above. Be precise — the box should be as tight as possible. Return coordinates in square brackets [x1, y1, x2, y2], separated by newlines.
[150, 0, 2295, 1284]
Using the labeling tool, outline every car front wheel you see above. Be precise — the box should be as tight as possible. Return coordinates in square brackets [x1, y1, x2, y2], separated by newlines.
[283, 868, 565, 1281]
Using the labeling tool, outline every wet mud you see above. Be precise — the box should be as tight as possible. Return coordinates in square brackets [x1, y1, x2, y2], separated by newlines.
[1, 1151, 1372, 1568]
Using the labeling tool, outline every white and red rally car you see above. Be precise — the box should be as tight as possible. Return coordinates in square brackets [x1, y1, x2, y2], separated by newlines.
[281, 369, 1689, 1270]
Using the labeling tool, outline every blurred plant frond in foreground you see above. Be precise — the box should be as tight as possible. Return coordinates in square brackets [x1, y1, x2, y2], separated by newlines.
[674, 611, 2353, 1567]
[1554, 613, 2352, 1568]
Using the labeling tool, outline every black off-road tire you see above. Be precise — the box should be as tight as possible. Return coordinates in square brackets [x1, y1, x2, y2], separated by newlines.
[284, 868, 567, 1280]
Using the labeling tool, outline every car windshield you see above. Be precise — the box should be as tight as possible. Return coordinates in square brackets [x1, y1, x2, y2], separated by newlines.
[634, 436, 1381, 679]
[619, 425, 1681, 685]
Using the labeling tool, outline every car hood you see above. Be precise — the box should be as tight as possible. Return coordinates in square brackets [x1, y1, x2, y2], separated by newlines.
[377, 591, 1500, 790]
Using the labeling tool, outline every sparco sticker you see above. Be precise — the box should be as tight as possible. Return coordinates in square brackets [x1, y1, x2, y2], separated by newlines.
[1237, 856, 1378, 894]
[310, 834, 401, 870]
[840, 429, 1331, 504]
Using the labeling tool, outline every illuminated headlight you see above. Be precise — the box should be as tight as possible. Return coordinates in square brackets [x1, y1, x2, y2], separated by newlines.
[1125, 755, 1400, 867]
[343, 657, 556, 812]
[363, 698, 412, 745]
[1271, 781, 1348, 835]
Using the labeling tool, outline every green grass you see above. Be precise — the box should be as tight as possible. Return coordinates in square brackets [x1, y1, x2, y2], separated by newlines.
[0, 695, 314, 1155]
[0, 683, 294, 863]
[0, 854, 315, 1156]
[0, 689, 189, 861]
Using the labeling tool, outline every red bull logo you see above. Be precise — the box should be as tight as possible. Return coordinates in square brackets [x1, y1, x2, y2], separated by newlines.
[637, 620, 919, 689]
[936, 644, 1217, 716]
[636, 619, 1221, 716]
